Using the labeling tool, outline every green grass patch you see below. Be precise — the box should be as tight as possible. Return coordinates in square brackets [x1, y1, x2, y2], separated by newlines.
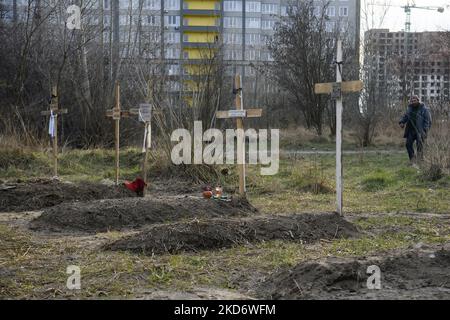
[360, 169, 395, 191]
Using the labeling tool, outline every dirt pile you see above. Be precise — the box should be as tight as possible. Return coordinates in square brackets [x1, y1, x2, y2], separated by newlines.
[105, 213, 358, 254]
[0, 179, 136, 212]
[258, 244, 450, 300]
[29, 196, 256, 233]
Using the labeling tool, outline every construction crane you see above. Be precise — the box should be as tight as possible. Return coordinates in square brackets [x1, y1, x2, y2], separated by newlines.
[403, 0, 445, 32]
[371, 1, 446, 32]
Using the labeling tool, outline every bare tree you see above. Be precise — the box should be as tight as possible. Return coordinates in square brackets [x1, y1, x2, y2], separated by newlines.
[265, 0, 350, 136]
[353, 0, 393, 146]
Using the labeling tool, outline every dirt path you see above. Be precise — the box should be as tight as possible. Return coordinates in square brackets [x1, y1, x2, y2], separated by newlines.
[281, 149, 404, 155]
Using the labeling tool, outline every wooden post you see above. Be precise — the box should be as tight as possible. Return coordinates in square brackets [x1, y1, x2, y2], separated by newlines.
[235, 75, 246, 196]
[126, 102, 158, 196]
[106, 82, 123, 185]
[335, 40, 343, 216]
[216, 74, 263, 197]
[143, 80, 153, 195]
[114, 83, 120, 185]
[41, 85, 68, 178]
[142, 122, 150, 195]
[52, 86, 59, 177]
[314, 40, 363, 216]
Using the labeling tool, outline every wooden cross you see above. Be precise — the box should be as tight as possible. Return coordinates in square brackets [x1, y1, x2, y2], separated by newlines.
[314, 39, 363, 216]
[128, 103, 156, 196]
[41, 85, 68, 178]
[216, 74, 263, 197]
[106, 82, 134, 185]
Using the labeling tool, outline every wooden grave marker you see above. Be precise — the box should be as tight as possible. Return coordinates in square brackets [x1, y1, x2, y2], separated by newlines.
[314, 39, 363, 216]
[41, 85, 68, 177]
[127, 103, 157, 196]
[106, 82, 133, 185]
[216, 74, 263, 197]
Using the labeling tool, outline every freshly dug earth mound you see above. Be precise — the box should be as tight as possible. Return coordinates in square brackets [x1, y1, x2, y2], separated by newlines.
[105, 213, 358, 254]
[29, 196, 256, 233]
[258, 245, 450, 300]
[0, 179, 136, 212]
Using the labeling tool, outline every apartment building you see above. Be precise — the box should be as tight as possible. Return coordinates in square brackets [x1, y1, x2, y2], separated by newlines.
[365, 29, 450, 103]
[1, 0, 361, 99]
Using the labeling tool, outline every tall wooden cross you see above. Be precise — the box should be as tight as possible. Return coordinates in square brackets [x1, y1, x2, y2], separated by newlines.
[106, 82, 132, 185]
[314, 39, 363, 216]
[41, 85, 68, 178]
[216, 74, 263, 197]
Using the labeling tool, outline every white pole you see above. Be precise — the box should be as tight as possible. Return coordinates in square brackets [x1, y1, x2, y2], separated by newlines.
[336, 40, 343, 216]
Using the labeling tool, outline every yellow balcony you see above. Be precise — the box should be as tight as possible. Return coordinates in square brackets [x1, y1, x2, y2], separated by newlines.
[183, 32, 219, 43]
[183, 48, 216, 60]
[183, 0, 220, 10]
[183, 16, 220, 27]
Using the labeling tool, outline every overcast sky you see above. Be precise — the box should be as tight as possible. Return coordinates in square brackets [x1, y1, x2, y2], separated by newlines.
[361, 0, 450, 32]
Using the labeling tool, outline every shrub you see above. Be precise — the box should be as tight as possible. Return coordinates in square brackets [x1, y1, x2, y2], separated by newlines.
[421, 122, 449, 181]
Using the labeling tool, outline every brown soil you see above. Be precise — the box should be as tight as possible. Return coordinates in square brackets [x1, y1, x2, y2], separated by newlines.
[257, 244, 450, 300]
[104, 213, 359, 254]
[0, 179, 136, 212]
[29, 196, 257, 234]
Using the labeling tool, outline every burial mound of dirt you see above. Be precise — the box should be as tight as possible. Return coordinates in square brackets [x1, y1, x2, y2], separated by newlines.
[105, 213, 358, 254]
[258, 244, 450, 300]
[29, 196, 256, 233]
[0, 179, 136, 212]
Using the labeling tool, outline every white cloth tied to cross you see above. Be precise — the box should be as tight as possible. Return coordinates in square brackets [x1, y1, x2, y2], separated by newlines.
[142, 124, 151, 153]
[48, 111, 56, 138]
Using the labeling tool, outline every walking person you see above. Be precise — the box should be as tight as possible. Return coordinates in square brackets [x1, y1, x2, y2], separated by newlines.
[399, 95, 432, 165]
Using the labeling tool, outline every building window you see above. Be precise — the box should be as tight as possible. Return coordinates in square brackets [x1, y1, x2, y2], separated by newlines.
[224, 1, 242, 12]
[166, 32, 179, 43]
[326, 6, 336, 17]
[246, 17, 261, 29]
[168, 65, 179, 75]
[165, 15, 180, 27]
[325, 21, 335, 32]
[261, 19, 275, 30]
[165, 0, 179, 10]
[262, 3, 278, 14]
[145, 0, 160, 10]
[246, 1, 261, 13]
[224, 33, 242, 44]
[246, 33, 260, 45]
[246, 50, 260, 60]
[119, 15, 130, 26]
[224, 17, 242, 28]
[119, 0, 128, 9]
[146, 15, 160, 26]
[339, 7, 348, 16]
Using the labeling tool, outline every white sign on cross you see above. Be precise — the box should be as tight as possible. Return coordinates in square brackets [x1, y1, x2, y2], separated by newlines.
[314, 39, 363, 216]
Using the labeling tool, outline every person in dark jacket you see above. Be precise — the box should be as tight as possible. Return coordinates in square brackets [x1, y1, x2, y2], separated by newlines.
[399, 95, 432, 163]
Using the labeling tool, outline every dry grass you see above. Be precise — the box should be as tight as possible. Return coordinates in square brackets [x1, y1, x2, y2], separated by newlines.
[421, 121, 450, 181]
